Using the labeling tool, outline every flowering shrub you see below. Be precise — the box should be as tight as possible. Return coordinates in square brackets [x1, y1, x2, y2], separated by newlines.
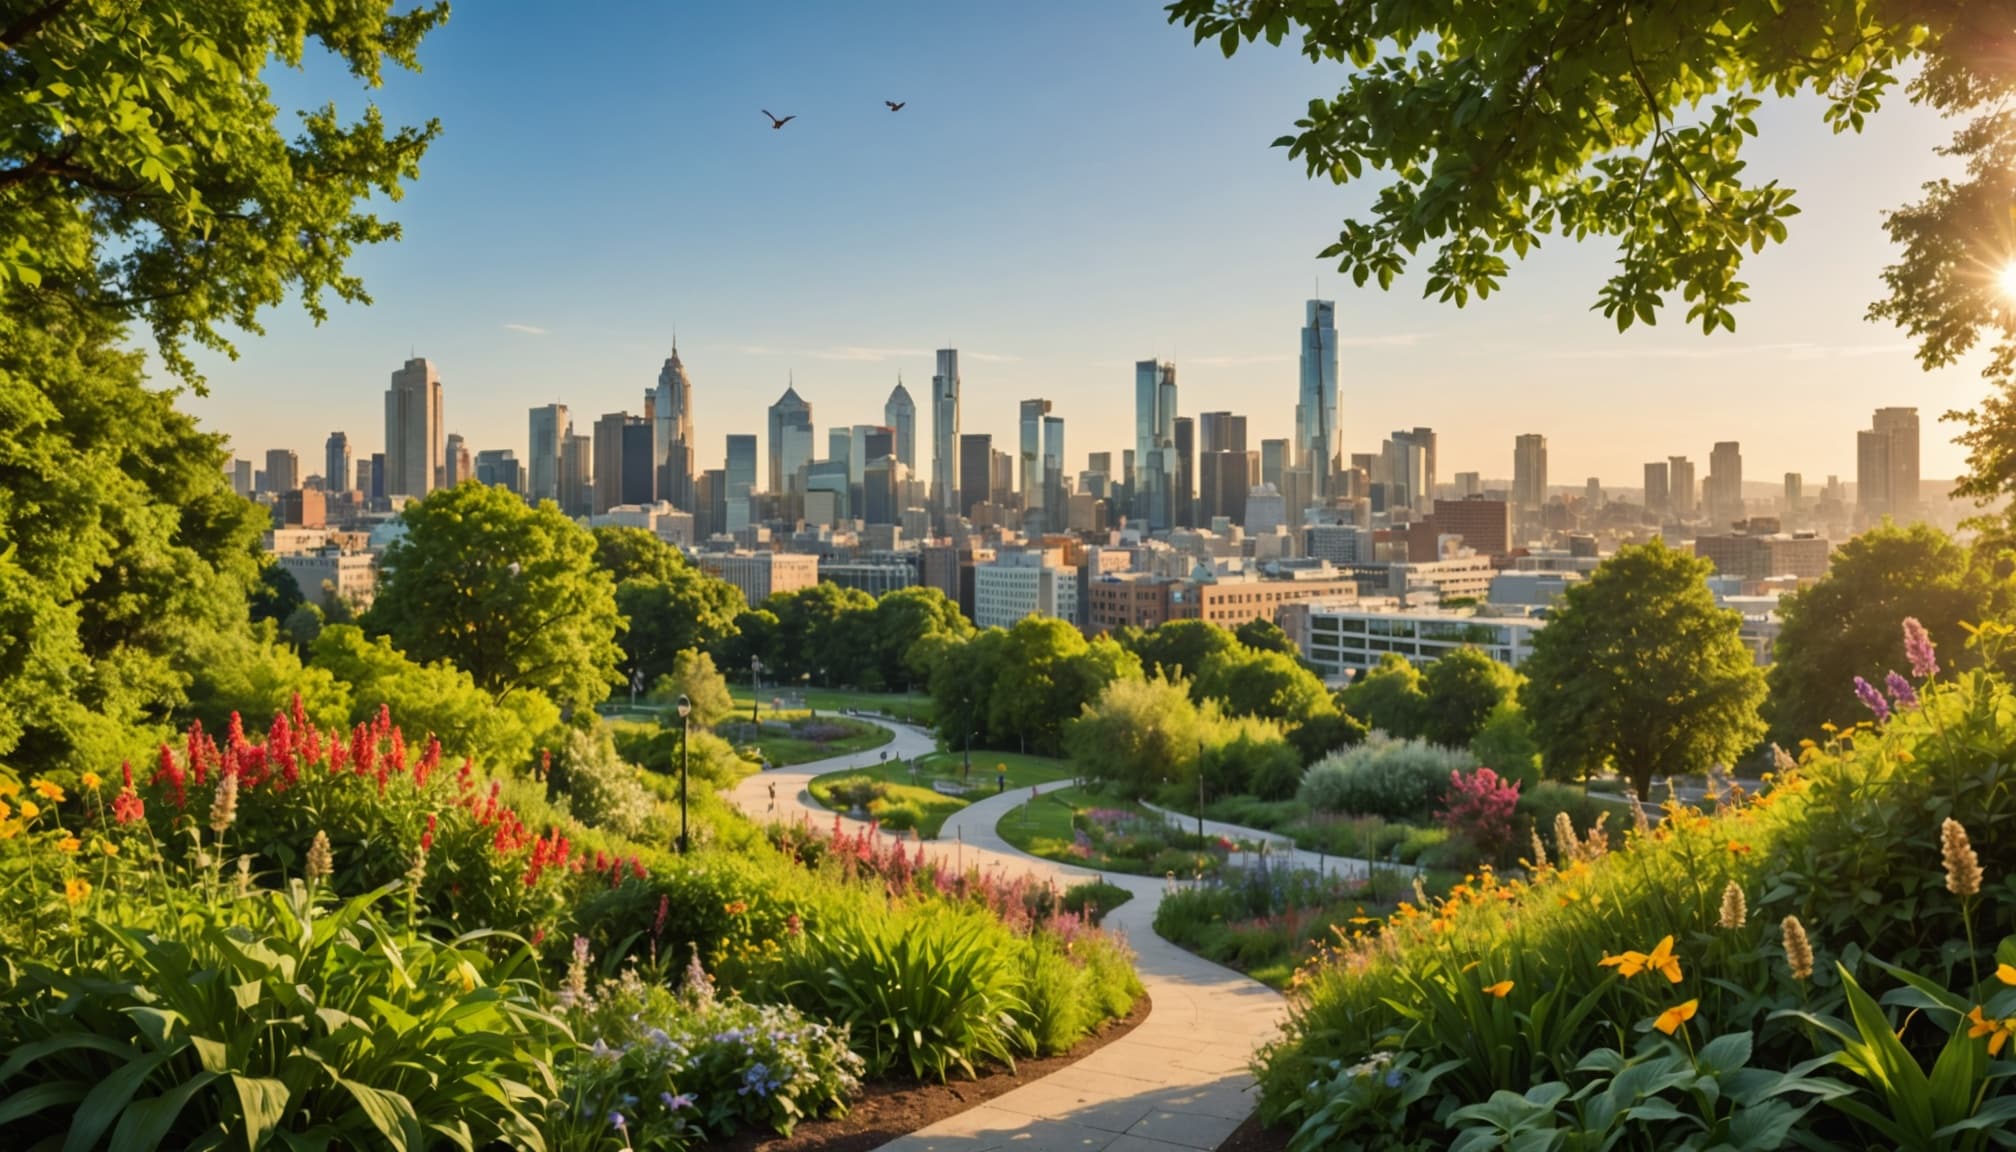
[1435, 766, 1520, 861]
[556, 726, 655, 839]
[1297, 735, 1472, 822]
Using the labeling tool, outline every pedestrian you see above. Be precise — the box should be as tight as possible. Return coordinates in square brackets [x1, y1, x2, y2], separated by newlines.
[996, 766, 1006, 794]
[767, 780, 776, 813]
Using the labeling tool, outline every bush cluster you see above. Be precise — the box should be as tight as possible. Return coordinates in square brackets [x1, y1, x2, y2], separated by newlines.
[1297, 735, 1473, 822]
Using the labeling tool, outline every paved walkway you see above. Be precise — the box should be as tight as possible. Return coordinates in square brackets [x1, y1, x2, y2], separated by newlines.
[724, 718, 1286, 1152]
[1137, 800, 1402, 881]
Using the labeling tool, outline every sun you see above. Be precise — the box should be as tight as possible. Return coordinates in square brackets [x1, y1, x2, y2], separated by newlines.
[2000, 262, 2016, 303]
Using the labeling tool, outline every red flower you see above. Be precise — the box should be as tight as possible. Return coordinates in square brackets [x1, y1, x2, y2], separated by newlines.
[112, 788, 146, 826]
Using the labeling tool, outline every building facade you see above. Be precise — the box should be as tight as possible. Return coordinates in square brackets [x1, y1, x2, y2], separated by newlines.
[384, 357, 442, 498]
[696, 551, 818, 605]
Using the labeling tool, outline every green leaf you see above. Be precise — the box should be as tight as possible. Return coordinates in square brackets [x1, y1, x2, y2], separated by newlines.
[232, 1076, 292, 1151]
[63, 1051, 175, 1152]
[1698, 1031, 1753, 1073]
[109, 1070, 220, 1152]
[337, 1078, 423, 1150]
[0, 1081, 89, 1126]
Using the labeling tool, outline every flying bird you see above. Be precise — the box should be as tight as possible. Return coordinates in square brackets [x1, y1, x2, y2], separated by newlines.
[762, 110, 796, 130]
[885, 100, 905, 112]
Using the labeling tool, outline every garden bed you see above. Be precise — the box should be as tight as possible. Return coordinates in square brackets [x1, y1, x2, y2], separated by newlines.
[807, 753, 1073, 837]
[716, 711, 893, 767]
[998, 785, 1239, 877]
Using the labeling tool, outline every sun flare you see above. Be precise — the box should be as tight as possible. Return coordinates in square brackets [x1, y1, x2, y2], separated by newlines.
[2000, 262, 2016, 303]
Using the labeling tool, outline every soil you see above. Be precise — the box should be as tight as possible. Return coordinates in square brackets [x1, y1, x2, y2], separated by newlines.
[714, 993, 1152, 1152]
[1215, 1111, 1293, 1152]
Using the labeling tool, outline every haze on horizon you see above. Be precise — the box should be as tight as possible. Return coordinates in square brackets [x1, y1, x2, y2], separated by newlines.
[182, 0, 1990, 490]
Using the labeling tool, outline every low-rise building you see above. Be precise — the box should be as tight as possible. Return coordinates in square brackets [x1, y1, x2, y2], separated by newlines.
[695, 551, 818, 605]
[1289, 603, 1547, 679]
[277, 548, 378, 612]
[974, 550, 1079, 629]
[821, 561, 917, 597]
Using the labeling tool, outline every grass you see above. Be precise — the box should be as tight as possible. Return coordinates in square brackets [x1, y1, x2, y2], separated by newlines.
[728, 685, 936, 726]
[713, 711, 893, 768]
[997, 785, 1226, 877]
[806, 753, 1073, 838]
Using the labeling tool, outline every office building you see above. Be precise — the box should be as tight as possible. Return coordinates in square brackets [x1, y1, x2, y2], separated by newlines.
[1084, 567, 1360, 635]
[1694, 523, 1832, 582]
[931, 349, 961, 523]
[445, 433, 469, 487]
[560, 433, 591, 517]
[958, 433, 993, 520]
[862, 455, 905, 525]
[1783, 473, 1803, 517]
[1134, 360, 1179, 529]
[276, 488, 325, 529]
[652, 344, 696, 510]
[1858, 407, 1921, 525]
[278, 548, 377, 612]
[474, 449, 522, 495]
[383, 357, 442, 498]
[1294, 605, 1546, 678]
[230, 459, 254, 498]
[1669, 456, 1697, 517]
[1429, 496, 1513, 556]
[324, 433, 352, 495]
[1707, 441, 1744, 527]
[1261, 439, 1289, 490]
[527, 404, 569, 505]
[975, 550, 1080, 630]
[767, 383, 813, 496]
[822, 560, 916, 597]
[696, 551, 818, 605]
[1173, 416, 1195, 529]
[264, 448, 299, 495]
[1296, 299, 1340, 497]
[1644, 461, 1670, 518]
[884, 378, 917, 472]
[1454, 471, 1482, 498]
[1513, 433, 1547, 513]
[592, 412, 652, 514]
[1199, 411, 1253, 527]
[1020, 399, 1051, 514]
[724, 434, 758, 500]
[1383, 431, 1430, 515]
[1042, 414, 1067, 526]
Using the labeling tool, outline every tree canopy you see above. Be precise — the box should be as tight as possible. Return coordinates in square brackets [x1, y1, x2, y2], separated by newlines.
[1172, 0, 2016, 522]
[1521, 540, 1767, 797]
[366, 483, 623, 714]
[1340, 653, 1428, 738]
[1418, 647, 1524, 750]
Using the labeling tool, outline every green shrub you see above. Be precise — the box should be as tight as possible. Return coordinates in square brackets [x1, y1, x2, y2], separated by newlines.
[1515, 781, 1613, 855]
[870, 795, 926, 831]
[557, 726, 655, 839]
[1061, 879, 1133, 923]
[1297, 735, 1471, 822]
[820, 775, 886, 812]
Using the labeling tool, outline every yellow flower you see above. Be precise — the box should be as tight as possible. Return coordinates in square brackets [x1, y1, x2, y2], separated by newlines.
[57, 836, 80, 854]
[1483, 980, 1514, 998]
[1967, 1005, 2012, 1057]
[0, 780, 17, 798]
[1600, 950, 1647, 978]
[62, 877, 90, 905]
[1461, 960, 1481, 973]
[1896, 750, 1915, 764]
[80, 771, 102, 791]
[98, 840, 118, 857]
[31, 779, 64, 803]
[1998, 963, 2016, 987]
[1645, 935, 1683, 983]
[1653, 999, 1699, 1036]
[0, 799, 10, 822]
[18, 800, 39, 821]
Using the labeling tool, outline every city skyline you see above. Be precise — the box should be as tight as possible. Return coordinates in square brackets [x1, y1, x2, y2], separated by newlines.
[182, 1, 1987, 487]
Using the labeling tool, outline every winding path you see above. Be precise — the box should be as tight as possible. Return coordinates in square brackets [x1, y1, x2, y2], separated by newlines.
[724, 717, 1288, 1152]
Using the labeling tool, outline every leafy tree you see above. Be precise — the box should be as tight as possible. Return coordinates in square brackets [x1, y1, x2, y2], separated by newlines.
[764, 584, 878, 685]
[1123, 619, 1239, 683]
[988, 618, 1141, 757]
[591, 526, 687, 585]
[1234, 617, 1297, 655]
[1200, 727, 1301, 800]
[649, 650, 736, 729]
[1196, 648, 1335, 726]
[1172, 2, 2016, 525]
[0, 0, 447, 382]
[309, 625, 559, 772]
[1469, 703, 1543, 791]
[928, 629, 1006, 755]
[1521, 540, 1767, 798]
[1285, 709, 1369, 767]
[870, 586, 974, 690]
[1766, 523, 2000, 745]
[613, 569, 745, 690]
[281, 603, 327, 654]
[1065, 675, 1216, 799]
[248, 563, 305, 626]
[1418, 647, 1524, 750]
[1340, 654, 1428, 739]
[366, 484, 622, 713]
[714, 608, 782, 685]
[181, 621, 351, 735]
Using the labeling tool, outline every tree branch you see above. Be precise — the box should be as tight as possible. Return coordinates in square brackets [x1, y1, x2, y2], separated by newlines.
[0, 0, 78, 53]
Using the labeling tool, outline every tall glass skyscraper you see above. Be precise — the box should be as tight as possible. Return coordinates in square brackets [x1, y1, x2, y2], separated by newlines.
[725, 434, 758, 497]
[1041, 414, 1066, 531]
[527, 403, 569, 505]
[1019, 399, 1052, 514]
[1134, 360, 1178, 530]
[931, 349, 961, 523]
[384, 357, 442, 498]
[1296, 300, 1339, 499]
[324, 432, 352, 495]
[653, 344, 696, 511]
[766, 382, 813, 497]
[884, 378, 916, 472]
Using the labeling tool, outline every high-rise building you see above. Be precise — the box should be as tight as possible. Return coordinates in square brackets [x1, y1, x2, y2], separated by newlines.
[474, 449, 522, 495]
[1042, 414, 1066, 526]
[767, 382, 813, 499]
[1783, 472, 1804, 517]
[1669, 456, 1697, 517]
[653, 344, 696, 510]
[1454, 471, 1482, 498]
[958, 433, 992, 520]
[1384, 428, 1435, 515]
[1584, 478, 1602, 508]
[1296, 299, 1339, 498]
[1643, 461, 1671, 518]
[324, 433, 352, 495]
[1199, 412, 1251, 526]
[884, 378, 916, 472]
[725, 435, 758, 499]
[230, 459, 254, 498]
[445, 433, 469, 487]
[1707, 441, 1743, 527]
[264, 448, 299, 495]
[560, 432, 591, 517]
[1134, 360, 1178, 529]
[1173, 416, 1196, 529]
[368, 453, 387, 501]
[528, 404, 569, 505]
[991, 449, 1015, 509]
[1513, 434, 1548, 512]
[384, 357, 442, 498]
[931, 349, 961, 523]
[1261, 439, 1289, 490]
[1858, 407, 1921, 524]
[1019, 399, 1051, 514]
[592, 412, 652, 514]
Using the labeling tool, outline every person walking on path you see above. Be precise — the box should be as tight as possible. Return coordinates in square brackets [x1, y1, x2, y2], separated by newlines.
[767, 780, 776, 814]
[996, 766, 1006, 794]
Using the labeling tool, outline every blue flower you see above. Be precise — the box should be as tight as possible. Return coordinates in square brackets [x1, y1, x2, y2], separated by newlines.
[1384, 1070, 1403, 1089]
[662, 1091, 695, 1112]
[608, 1111, 627, 1131]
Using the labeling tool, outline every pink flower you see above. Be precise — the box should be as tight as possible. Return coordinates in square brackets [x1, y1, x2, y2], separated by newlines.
[1902, 617, 1938, 680]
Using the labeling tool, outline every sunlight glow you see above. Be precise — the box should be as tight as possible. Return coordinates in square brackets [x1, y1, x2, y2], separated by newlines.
[2000, 262, 2016, 303]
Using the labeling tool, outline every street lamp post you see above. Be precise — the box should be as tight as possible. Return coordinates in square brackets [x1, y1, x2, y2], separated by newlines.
[676, 694, 692, 855]
[750, 657, 762, 726]
[1197, 739, 1206, 841]
[963, 728, 976, 784]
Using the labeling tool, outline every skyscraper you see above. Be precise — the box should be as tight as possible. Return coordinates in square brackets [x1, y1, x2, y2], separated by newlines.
[1513, 434, 1548, 513]
[1261, 439, 1288, 490]
[528, 404, 569, 505]
[653, 344, 696, 510]
[884, 378, 916, 472]
[324, 433, 352, 495]
[474, 449, 521, 494]
[384, 357, 442, 499]
[1783, 472, 1804, 517]
[1669, 456, 1697, 517]
[231, 459, 253, 498]
[931, 350, 961, 523]
[1859, 407, 1921, 524]
[1296, 299, 1339, 498]
[592, 412, 651, 514]
[1707, 441, 1743, 527]
[445, 433, 469, 487]
[1134, 360, 1178, 529]
[1643, 461, 1670, 518]
[725, 435, 758, 498]
[560, 432, 591, 517]
[1173, 416, 1195, 529]
[1042, 414, 1066, 528]
[958, 433, 992, 520]
[1199, 412, 1250, 526]
[265, 448, 300, 494]
[767, 382, 813, 499]
[1019, 399, 1051, 515]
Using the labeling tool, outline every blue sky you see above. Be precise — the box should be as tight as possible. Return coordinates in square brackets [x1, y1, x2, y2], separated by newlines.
[185, 0, 1986, 488]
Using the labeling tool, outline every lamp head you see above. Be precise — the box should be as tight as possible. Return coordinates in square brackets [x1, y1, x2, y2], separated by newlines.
[676, 694, 691, 719]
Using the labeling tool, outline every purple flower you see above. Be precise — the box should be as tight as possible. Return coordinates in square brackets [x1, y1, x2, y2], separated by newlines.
[1854, 676, 1891, 723]
[1903, 617, 1939, 680]
[608, 1111, 627, 1131]
[1885, 670, 1919, 711]
[662, 1092, 695, 1112]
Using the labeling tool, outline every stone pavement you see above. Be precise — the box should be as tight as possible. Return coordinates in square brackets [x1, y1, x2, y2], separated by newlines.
[723, 718, 1288, 1152]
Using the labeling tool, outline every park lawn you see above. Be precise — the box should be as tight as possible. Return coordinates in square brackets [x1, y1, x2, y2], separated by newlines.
[996, 785, 1171, 875]
[728, 686, 936, 726]
[806, 753, 1073, 839]
[714, 711, 893, 768]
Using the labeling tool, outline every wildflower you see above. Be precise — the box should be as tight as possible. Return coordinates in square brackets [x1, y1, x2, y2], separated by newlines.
[111, 788, 144, 825]
[1727, 841, 1752, 855]
[1782, 915, 1814, 981]
[98, 840, 117, 857]
[1600, 935, 1682, 983]
[724, 900, 749, 916]
[235, 855, 253, 899]
[1528, 829, 1548, 869]
[1412, 875, 1428, 907]
[1653, 999, 1699, 1035]
[57, 835, 79, 854]
[1903, 617, 1939, 679]
[560, 936, 592, 1009]
[662, 1092, 695, 1112]
[80, 772, 101, 791]
[684, 943, 717, 1004]
[1626, 790, 1650, 835]
[63, 877, 90, 905]
[1966, 1006, 2012, 1057]
[31, 779, 64, 803]
[1718, 881, 1747, 929]
[1998, 963, 2016, 986]
[208, 771, 239, 835]
[306, 830, 333, 885]
[1852, 677, 1890, 723]
[1553, 812, 1579, 864]
[1941, 818, 1982, 898]
[1483, 980, 1514, 998]
[1883, 670, 1919, 711]
[608, 1111, 627, 1132]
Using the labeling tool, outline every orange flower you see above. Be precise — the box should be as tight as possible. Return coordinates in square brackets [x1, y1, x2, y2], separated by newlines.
[57, 836, 80, 853]
[1998, 963, 2016, 987]
[1600, 950, 1648, 978]
[724, 901, 749, 916]
[62, 877, 90, 905]
[1653, 999, 1698, 1035]
[1645, 935, 1683, 983]
[18, 800, 40, 821]
[98, 840, 118, 857]
[1483, 980, 1514, 998]
[31, 779, 64, 803]
[1727, 841, 1752, 855]
[80, 771, 102, 791]
[1967, 1006, 2012, 1057]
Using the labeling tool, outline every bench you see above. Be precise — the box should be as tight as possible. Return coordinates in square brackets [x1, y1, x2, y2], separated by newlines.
[930, 779, 971, 797]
